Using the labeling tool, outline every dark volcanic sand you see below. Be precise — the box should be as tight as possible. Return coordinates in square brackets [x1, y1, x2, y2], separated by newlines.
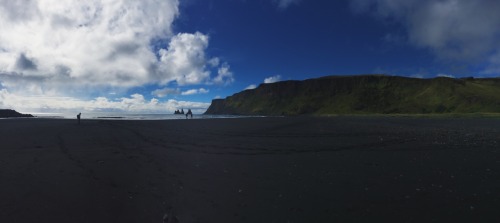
[0, 117, 499, 222]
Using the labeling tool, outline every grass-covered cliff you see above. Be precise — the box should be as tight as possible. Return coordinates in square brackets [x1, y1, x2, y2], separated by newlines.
[204, 75, 500, 115]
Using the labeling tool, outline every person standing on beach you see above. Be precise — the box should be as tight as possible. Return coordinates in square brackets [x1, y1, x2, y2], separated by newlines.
[77, 113, 81, 124]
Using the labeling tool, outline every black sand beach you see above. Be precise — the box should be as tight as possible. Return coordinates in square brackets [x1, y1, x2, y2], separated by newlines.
[1, 117, 499, 222]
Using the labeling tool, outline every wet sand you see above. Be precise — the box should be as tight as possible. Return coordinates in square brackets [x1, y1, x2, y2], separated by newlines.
[0, 116, 499, 222]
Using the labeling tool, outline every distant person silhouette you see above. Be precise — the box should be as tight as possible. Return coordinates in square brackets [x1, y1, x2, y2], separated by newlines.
[186, 109, 193, 119]
[77, 113, 81, 124]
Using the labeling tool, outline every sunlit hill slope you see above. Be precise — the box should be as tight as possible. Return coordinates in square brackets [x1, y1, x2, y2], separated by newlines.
[205, 75, 500, 115]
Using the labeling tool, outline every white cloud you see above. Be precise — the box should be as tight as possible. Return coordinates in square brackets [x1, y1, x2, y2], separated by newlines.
[0, 0, 179, 88]
[245, 84, 257, 90]
[0, 0, 233, 109]
[275, 0, 300, 10]
[181, 88, 209, 95]
[207, 57, 220, 67]
[213, 63, 234, 85]
[350, 0, 500, 73]
[198, 88, 209, 94]
[0, 89, 209, 113]
[181, 89, 198, 96]
[157, 32, 213, 86]
[437, 73, 455, 78]
[264, 75, 281, 83]
[152, 87, 209, 97]
[151, 88, 181, 98]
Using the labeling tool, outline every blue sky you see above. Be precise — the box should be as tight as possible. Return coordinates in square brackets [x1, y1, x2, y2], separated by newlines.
[1, 0, 499, 113]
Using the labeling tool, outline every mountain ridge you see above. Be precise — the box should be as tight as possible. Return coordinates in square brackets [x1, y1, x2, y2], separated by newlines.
[0, 109, 34, 118]
[205, 75, 500, 115]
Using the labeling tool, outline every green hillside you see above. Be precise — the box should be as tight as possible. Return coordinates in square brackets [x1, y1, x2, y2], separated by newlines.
[205, 75, 500, 115]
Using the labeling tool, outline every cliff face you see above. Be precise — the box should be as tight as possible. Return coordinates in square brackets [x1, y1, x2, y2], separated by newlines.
[0, 109, 34, 118]
[204, 75, 500, 115]
[205, 99, 231, 114]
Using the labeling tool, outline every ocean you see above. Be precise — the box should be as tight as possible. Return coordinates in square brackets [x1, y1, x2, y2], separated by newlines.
[31, 112, 249, 120]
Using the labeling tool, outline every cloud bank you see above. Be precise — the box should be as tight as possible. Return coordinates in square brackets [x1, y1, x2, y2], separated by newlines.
[351, 0, 500, 74]
[0, 89, 209, 114]
[0, 0, 232, 112]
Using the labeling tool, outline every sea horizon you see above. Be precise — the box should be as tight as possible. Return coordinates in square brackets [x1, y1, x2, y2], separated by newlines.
[26, 112, 255, 120]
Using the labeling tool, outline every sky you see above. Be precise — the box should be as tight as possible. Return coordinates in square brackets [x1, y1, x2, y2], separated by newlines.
[1, 0, 500, 114]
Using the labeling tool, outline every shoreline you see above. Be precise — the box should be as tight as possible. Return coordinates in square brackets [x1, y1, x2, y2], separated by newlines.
[25, 113, 261, 120]
[6, 111, 500, 121]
